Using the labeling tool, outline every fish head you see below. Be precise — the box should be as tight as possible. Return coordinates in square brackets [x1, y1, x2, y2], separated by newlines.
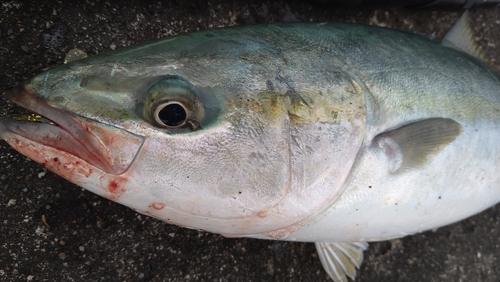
[1, 27, 365, 237]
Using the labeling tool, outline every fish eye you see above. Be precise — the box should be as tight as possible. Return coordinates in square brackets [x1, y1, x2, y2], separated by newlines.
[145, 76, 205, 131]
[154, 101, 188, 128]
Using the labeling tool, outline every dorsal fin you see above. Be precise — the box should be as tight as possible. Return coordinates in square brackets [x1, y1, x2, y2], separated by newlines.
[442, 11, 489, 63]
[372, 118, 463, 173]
[315, 242, 368, 282]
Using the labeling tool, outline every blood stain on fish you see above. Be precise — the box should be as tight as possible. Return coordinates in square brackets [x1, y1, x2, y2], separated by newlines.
[150, 202, 165, 210]
[106, 176, 128, 199]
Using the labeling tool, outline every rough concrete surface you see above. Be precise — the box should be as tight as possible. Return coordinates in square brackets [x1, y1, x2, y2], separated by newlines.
[0, 1, 499, 281]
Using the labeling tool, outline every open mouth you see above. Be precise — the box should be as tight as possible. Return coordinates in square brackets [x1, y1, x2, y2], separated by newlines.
[0, 85, 144, 175]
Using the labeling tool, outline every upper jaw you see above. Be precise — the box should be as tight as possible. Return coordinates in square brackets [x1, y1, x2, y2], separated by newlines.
[1, 84, 145, 175]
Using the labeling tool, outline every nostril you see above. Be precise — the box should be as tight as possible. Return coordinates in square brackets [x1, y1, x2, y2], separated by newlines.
[79, 77, 88, 88]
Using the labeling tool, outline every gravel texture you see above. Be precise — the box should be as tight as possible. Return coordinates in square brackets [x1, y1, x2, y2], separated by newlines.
[0, 1, 499, 281]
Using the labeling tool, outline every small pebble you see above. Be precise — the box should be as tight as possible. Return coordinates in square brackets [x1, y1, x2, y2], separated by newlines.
[59, 252, 67, 260]
[7, 199, 16, 207]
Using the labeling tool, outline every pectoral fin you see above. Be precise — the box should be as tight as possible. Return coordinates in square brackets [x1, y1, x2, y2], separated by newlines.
[372, 118, 462, 173]
[315, 241, 368, 282]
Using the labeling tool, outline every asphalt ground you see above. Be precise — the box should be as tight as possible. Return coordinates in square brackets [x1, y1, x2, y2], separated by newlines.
[0, 1, 499, 281]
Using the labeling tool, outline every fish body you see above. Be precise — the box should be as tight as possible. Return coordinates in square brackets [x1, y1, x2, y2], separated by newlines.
[1, 19, 500, 281]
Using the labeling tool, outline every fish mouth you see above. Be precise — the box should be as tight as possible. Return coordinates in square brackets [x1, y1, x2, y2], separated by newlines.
[0, 85, 144, 175]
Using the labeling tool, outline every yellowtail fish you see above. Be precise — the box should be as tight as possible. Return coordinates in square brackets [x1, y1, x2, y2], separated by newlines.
[1, 12, 499, 281]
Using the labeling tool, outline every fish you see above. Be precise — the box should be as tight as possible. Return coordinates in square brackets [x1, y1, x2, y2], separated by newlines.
[1, 12, 499, 282]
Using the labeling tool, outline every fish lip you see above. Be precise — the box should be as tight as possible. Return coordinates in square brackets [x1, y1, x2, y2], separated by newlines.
[3, 84, 129, 174]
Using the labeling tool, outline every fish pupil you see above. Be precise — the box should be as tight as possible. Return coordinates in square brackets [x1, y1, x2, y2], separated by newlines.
[158, 103, 187, 127]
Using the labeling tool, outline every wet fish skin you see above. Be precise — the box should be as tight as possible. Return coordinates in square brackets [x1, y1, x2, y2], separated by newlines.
[1, 22, 500, 281]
